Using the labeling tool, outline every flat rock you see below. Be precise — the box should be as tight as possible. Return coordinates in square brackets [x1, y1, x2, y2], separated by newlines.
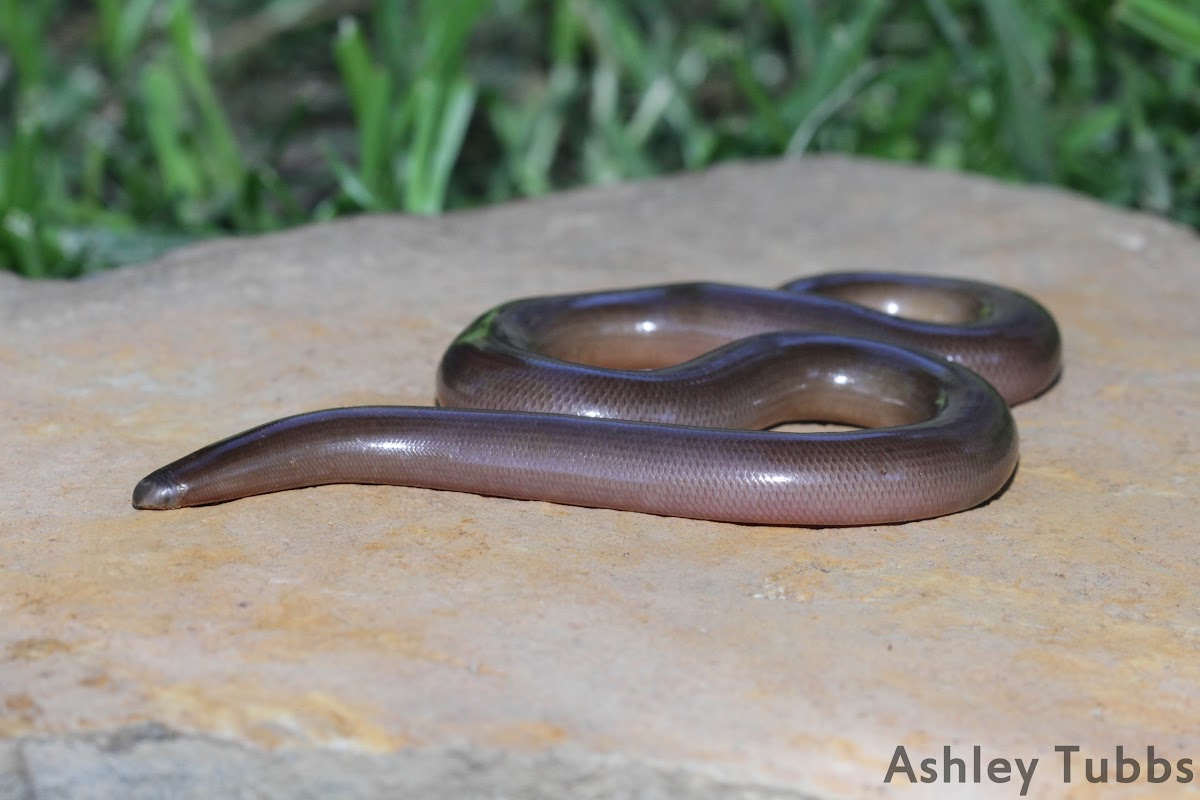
[2, 156, 1197, 799]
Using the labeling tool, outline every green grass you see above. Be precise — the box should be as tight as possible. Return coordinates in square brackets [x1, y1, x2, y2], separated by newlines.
[2, 0, 1199, 277]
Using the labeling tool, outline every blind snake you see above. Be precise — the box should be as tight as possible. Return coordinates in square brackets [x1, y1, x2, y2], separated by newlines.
[132, 272, 1061, 526]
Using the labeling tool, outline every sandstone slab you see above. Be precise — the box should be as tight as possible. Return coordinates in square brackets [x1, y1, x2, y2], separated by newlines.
[1, 157, 1197, 799]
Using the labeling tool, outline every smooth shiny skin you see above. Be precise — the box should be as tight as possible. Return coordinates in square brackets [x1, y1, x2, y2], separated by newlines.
[132, 273, 1061, 526]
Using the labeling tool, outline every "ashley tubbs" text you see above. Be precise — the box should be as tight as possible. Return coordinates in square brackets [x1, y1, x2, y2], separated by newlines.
[884, 744, 1194, 796]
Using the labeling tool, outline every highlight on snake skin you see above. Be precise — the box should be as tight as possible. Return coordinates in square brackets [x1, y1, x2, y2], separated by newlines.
[132, 272, 1061, 526]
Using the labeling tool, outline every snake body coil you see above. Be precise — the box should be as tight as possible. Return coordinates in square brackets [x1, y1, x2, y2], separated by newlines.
[133, 273, 1061, 526]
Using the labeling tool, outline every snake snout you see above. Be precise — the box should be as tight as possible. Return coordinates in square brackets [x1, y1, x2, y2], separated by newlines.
[132, 470, 185, 510]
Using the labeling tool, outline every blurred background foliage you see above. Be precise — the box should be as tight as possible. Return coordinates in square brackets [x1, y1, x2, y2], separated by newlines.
[1, 0, 1198, 277]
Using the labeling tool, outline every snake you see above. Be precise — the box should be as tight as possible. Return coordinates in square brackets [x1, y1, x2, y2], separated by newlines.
[132, 272, 1061, 526]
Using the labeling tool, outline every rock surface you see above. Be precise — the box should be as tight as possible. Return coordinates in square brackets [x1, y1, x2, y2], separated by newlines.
[1, 156, 1197, 799]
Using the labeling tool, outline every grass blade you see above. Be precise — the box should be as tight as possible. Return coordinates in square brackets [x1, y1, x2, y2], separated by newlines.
[979, 0, 1054, 180]
[1116, 0, 1200, 60]
[167, 0, 244, 185]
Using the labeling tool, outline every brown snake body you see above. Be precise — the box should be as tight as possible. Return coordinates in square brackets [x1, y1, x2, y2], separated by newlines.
[133, 273, 1061, 526]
